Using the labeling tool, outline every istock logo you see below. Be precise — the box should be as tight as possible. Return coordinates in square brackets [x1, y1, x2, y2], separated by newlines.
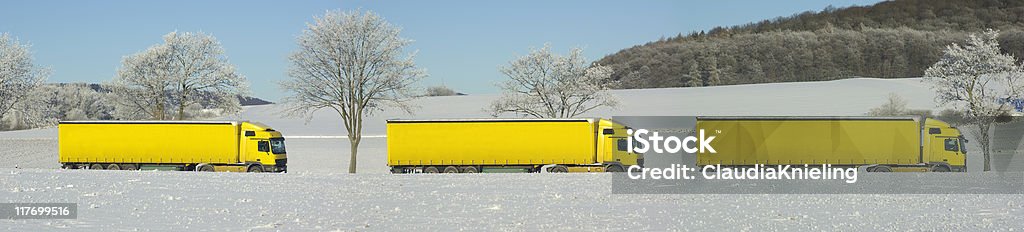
[627, 129, 717, 154]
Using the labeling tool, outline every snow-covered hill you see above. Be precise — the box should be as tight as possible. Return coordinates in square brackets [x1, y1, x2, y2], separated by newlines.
[233, 77, 941, 137]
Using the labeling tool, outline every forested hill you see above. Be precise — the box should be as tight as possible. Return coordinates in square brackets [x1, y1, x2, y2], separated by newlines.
[599, 0, 1024, 89]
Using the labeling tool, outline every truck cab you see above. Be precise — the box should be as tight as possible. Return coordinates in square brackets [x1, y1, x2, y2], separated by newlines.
[598, 119, 644, 169]
[241, 122, 288, 172]
[923, 118, 967, 172]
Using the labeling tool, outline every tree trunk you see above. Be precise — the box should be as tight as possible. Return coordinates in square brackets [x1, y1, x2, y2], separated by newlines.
[980, 123, 992, 172]
[155, 103, 164, 120]
[178, 104, 185, 120]
[348, 137, 360, 173]
[177, 92, 186, 120]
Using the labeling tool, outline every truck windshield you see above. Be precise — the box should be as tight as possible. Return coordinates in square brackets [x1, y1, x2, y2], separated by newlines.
[959, 137, 967, 154]
[270, 138, 286, 154]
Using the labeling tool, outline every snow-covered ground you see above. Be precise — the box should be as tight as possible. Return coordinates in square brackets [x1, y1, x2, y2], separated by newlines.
[2, 169, 1023, 231]
[1, 78, 1023, 230]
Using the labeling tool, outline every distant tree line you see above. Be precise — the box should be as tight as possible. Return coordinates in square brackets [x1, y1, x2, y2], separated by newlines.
[425, 85, 459, 96]
[1, 82, 271, 130]
[599, 0, 1024, 89]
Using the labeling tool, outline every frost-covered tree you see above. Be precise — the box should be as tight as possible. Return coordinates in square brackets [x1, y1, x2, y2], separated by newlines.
[19, 83, 112, 126]
[924, 29, 1024, 172]
[489, 44, 618, 118]
[425, 85, 457, 96]
[280, 10, 424, 173]
[686, 63, 701, 87]
[163, 32, 247, 120]
[867, 93, 909, 116]
[10, 84, 113, 128]
[0, 33, 48, 130]
[111, 45, 173, 120]
[111, 31, 247, 120]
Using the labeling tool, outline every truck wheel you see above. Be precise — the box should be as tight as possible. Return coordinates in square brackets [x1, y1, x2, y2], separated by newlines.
[423, 166, 439, 173]
[61, 163, 76, 169]
[89, 164, 104, 170]
[606, 164, 625, 172]
[198, 164, 215, 172]
[247, 165, 264, 173]
[443, 166, 460, 173]
[930, 165, 951, 172]
[121, 164, 138, 170]
[461, 166, 479, 173]
[871, 165, 892, 172]
[550, 165, 569, 173]
[107, 164, 121, 170]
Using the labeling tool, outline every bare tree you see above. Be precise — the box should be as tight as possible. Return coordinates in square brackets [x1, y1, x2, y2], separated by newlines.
[0, 33, 48, 130]
[924, 29, 1024, 171]
[111, 32, 247, 120]
[490, 44, 618, 118]
[280, 10, 424, 173]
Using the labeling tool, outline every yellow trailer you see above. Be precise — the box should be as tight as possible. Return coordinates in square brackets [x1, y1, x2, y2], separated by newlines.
[386, 118, 643, 173]
[696, 116, 966, 172]
[59, 121, 287, 172]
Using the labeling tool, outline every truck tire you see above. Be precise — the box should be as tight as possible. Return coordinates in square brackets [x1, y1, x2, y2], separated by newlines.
[107, 164, 121, 170]
[198, 164, 215, 172]
[870, 165, 892, 172]
[423, 166, 440, 173]
[461, 166, 479, 173]
[61, 163, 76, 169]
[247, 165, 264, 173]
[121, 164, 138, 170]
[930, 165, 951, 172]
[443, 166, 460, 173]
[606, 164, 625, 172]
[89, 164, 104, 170]
[550, 165, 569, 173]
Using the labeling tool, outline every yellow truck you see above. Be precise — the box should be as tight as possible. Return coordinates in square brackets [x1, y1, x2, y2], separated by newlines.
[386, 118, 643, 173]
[696, 116, 967, 172]
[59, 121, 287, 173]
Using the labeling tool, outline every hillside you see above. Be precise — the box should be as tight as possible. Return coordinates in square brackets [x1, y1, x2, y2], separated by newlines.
[599, 0, 1024, 89]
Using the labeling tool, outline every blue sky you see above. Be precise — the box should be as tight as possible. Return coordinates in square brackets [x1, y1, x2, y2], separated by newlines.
[1, 0, 882, 101]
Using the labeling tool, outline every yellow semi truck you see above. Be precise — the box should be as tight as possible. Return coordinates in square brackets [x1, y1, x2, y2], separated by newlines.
[696, 116, 967, 172]
[386, 118, 643, 173]
[59, 121, 287, 173]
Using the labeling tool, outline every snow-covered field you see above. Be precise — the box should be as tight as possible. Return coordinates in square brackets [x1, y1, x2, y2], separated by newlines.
[3, 170, 1024, 231]
[1, 78, 1023, 230]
